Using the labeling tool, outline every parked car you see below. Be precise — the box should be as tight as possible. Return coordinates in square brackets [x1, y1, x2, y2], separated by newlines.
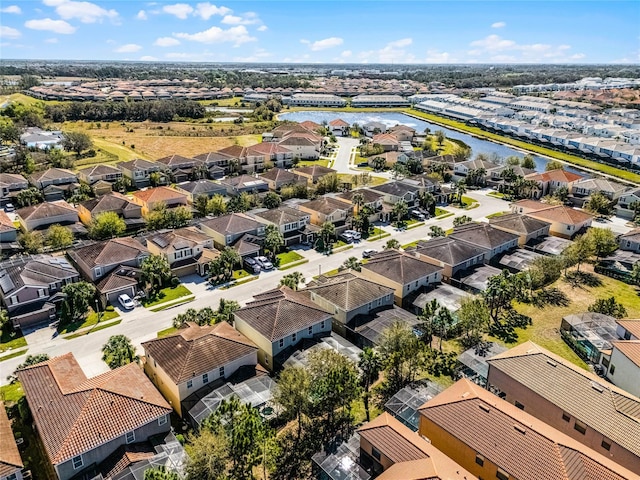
[244, 256, 261, 274]
[340, 232, 354, 243]
[344, 229, 362, 241]
[362, 249, 377, 258]
[255, 256, 274, 270]
[118, 293, 135, 310]
[410, 209, 426, 221]
[4, 203, 14, 212]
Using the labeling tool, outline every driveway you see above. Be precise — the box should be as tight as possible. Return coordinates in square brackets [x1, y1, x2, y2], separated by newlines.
[332, 137, 360, 173]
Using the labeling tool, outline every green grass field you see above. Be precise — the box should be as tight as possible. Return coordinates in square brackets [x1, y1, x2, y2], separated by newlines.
[0, 330, 27, 354]
[65, 319, 122, 339]
[143, 285, 193, 308]
[0, 381, 24, 403]
[277, 250, 305, 267]
[157, 326, 179, 338]
[59, 309, 119, 334]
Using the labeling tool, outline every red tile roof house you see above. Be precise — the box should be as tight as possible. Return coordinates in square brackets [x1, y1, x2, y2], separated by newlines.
[0, 400, 24, 480]
[524, 168, 583, 198]
[329, 118, 350, 136]
[372, 133, 400, 152]
[131, 186, 188, 216]
[511, 200, 593, 239]
[17, 353, 171, 480]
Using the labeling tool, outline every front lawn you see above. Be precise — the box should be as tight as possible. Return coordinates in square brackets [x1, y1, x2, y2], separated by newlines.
[277, 250, 305, 267]
[0, 381, 24, 403]
[435, 207, 449, 216]
[365, 227, 390, 241]
[59, 309, 120, 334]
[233, 269, 250, 280]
[297, 159, 330, 168]
[337, 173, 387, 187]
[487, 191, 506, 199]
[486, 211, 510, 219]
[0, 329, 27, 354]
[142, 285, 193, 308]
[157, 326, 179, 338]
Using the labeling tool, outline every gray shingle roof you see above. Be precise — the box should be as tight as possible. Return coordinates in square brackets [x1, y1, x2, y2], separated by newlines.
[489, 213, 551, 236]
[199, 213, 262, 236]
[414, 237, 487, 267]
[68, 237, 148, 269]
[449, 223, 519, 250]
[307, 272, 394, 311]
[362, 250, 443, 285]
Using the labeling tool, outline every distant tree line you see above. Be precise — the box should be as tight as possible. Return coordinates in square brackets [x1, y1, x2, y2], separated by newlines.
[44, 99, 206, 122]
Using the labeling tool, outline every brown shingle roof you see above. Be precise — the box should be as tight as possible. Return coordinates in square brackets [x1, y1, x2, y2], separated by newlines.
[0, 401, 23, 477]
[17, 200, 77, 221]
[413, 237, 487, 267]
[419, 379, 636, 480]
[142, 322, 257, 384]
[17, 354, 171, 465]
[80, 191, 138, 216]
[68, 237, 148, 269]
[526, 205, 593, 225]
[95, 265, 140, 294]
[362, 250, 443, 285]
[199, 213, 262, 236]
[489, 213, 551, 235]
[617, 320, 640, 339]
[235, 286, 332, 341]
[307, 272, 394, 311]
[293, 165, 336, 178]
[132, 186, 186, 204]
[613, 340, 640, 367]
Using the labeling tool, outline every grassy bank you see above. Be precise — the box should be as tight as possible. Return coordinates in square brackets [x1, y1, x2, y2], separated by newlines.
[405, 109, 640, 184]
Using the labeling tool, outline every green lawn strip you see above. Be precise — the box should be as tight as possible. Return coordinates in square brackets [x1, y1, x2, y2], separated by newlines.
[436, 212, 454, 219]
[157, 326, 179, 338]
[0, 348, 28, 362]
[278, 259, 309, 271]
[149, 296, 196, 312]
[220, 276, 259, 290]
[64, 319, 122, 339]
[406, 222, 425, 230]
[277, 250, 305, 266]
[486, 211, 510, 219]
[402, 239, 423, 249]
[59, 309, 120, 334]
[320, 267, 342, 277]
[487, 191, 506, 199]
[0, 381, 24, 403]
[0, 330, 27, 354]
[332, 244, 354, 253]
[142, 285, 193, 308]
[405, 109, 640, 184]
[297, 159, 330, 168]
[435, 207, 449, 216]
[232, 269, 250, 280]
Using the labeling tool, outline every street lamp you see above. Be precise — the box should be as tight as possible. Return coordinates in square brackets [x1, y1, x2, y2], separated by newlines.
[95, 299, 101, 323]
[319, 264, 322, 277]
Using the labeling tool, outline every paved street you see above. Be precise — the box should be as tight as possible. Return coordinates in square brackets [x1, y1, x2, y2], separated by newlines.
[332, 137, 360, 173]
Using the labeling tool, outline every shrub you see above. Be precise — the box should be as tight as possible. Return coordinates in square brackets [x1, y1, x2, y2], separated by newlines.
[171, 276, 180, 287]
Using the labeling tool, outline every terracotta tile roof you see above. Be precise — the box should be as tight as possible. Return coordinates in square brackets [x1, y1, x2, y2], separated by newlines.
[525, 169, 583, 183]
[307, 272, 394, 311]
[616, 320, 640, 339]
[526, 205, 593, 225]
[199, 213, 262, 236]
[486, 341, 640, 458]
[362, 250, 443, 285]
[449, 223, 520, 250]
[329, 118, 349, 127]
[372, 133, 400, 145]
[17, 200, 77, 221]
[217, 145, 246, 158]
[299, 120, 323, 131]
[612, 340, 640, 368]
[419, 379, 636, 480]
[68, 237, 148, 269]
[132, 186, 186, 204]
[235, 286, 332, 341]
[246, 142, 292, 156]
[142, 322, 257, 384]
[17, 353, 171, 465]
[0, 210, 17, 233]
[0, 401, 23, 477]
[489, 213, 551, 235]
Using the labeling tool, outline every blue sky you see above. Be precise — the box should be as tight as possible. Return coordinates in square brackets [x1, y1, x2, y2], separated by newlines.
[1, 1, 638, 63]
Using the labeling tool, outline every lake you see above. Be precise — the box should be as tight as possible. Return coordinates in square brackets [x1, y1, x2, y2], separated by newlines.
[279, 111, 579, 174]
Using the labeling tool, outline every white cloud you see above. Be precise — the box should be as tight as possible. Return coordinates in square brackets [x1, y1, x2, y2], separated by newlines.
[154, 36, 180, 47]
[425, 49, 455, 63]
[340, 50, 352, 58]
[140, 55, 158, 61]
[162, 3, 193, 19]
[305, 37, 344, 51]
[359, 38, 415, 63]
[491, 21, 506, 28]
[42, 0, 118, 23]
[195, 3, 231, 20]
[257, 25, 268, 32]
[468, 34, 578, 62]
[174, 25, 255, 46]
[45, 37, 58, 43]
[115, 43, 142, 53]
[25, 18, 76, 34]
[469, 34, 515, 52]
[233, 48, 271, 62]
[388, 38, 412, 48]
[1, 5, 22, 14]
[571, 53, 586, 60]
[0, 26, 21, 39]
[136, 9, 147, 20]
[221, 12, 260, 25]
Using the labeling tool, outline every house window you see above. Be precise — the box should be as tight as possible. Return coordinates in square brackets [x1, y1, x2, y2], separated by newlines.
[601, 439, 611, 451]
[219, 366, 224, 378]
[291, 332, 297, 343]
[624, 330, 631, 340]
[609, 365, 615, 375]
[371, 447, 381, 461]
[187, 380, 193, 389]
[158, 415, 168, 426]
[7, 474, 17, 480]
[72, 455, 84, 470]
[126, 431, 135, 444]
[574, 420, 587, 435]
[475, 454, 484, 466]
[279, 338, 284, 348]
[308, 326, 313, 335]
[496, 468, 509, 480]
[94, 267, 102, 277]
[9, 296, 17, 305]
[514, 401, 525, 410]
[321, 320, 325, 329]
[202, 373, 209, 384]
[562, 412, 570, 422]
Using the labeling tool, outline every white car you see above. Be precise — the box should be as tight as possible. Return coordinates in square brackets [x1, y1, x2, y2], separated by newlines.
[118, 294, 135, 310]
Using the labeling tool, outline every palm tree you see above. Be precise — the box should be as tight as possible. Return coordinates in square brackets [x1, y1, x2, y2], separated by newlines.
[101, 335, 138, 369]
[341, 256, 362, 272]
[141, 255, 171, 294]
[456, 181, 467, 205]
[358, 347, 382, 421]
[319, 221, 336, 253]
[392, 200, 408, 225]
[418, 191, 435, 214]
[279, 271, 305, 290]
[352, 192, 365, 216]
[384, 238, 401, 250]
[630, 262, 640, 286]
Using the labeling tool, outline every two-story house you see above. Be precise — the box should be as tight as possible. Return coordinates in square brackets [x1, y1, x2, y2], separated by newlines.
[173, 179, 227, 203]
[511, 200, 593, 238]
[278, 133, 322, 160]
[570, 177, 628, 207]
[297, 197, 351, 234]
[246, 143, 294, 169]
[77, 192, 144, 231]
[77, 164, 123, 185]
[198, 213, 265, 251]
[220, 175, 269, 196]
[193, 151, 231, 176]
[117, 158, 164, 188]
[234, 286, 333, 371]
[29, 168, 79, 202]
[17, 200, 79, 232]
[371, 133, 400, 152]
[0, 255, 80, 329]
[260, 168, 306, 191]
[252, 206, 312, 246]
[488, 213, 551, 247]
[17, 353, 171, 480]
[146, 226, 216, 276]
[448, 223, 520, 261]
[618, 228, 640, 253]
[411, 237, 487, 280]
[369, 181, 419, 207]
[142, 322, 258, 417]
[68, 237, 149, 282]
[131, 187, 188, 215]
[615, 188, 640, 220]
[0, 173, 28, 207]
[155, 154, 202, 182]
[292, 165, 337, 184]
[524, 169, 583, 197]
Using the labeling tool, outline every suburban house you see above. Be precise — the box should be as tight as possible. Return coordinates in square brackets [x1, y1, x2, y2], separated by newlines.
[369, 181, 419, 207]
[0, 173, 28, 206]
[486, 341, 640, 475]
[142, 322, 258, 416]
[233, 286, 333, 371]
[486, 165, 536, 190]
[329, 118, 350, 136]
[512, 200, 593, 238]
[418, 378, 638, 480]
[0, 400, 24, 480]
[17, 353, 171, 480]
[306, 272, 395, 335]
[570, 177, 628, 206]
[297, 197, 351, 233]
[77, 192, 144, 231]
[363, 121, 387, 137]
[260, 168, 306, 191]
[20, 127, 63, 150]
[371, 133, 400, 152]
[452, 158, 498, 178]
[155, 154, 202, 182]
[0, 255, 79, 329]
[357, 412, 475, 480]
[448, 223, 520, 260]
[359, 250, 443, 305]
[217, 145, 268, 174]
[95, 265, 142, 306]
[412, 237, 487, 280]
[246, 143, 294, 169]
[198, 213, 265, 250]
[388, 124, 416, 142]
[524, 169, 583, 197]
[117, 158, 164, 188]
[252, 206, 313, 246]
[193, 151, 232, 177]
[17, 200, 79, 232]
[618, 228, 640, 253]
[0, 211, 18, 244]
[367, 151, 410, 168]
[174, 180, 227, 203]
[608, 339, 640, 398]
[334, 188, 385, 218]
[68, 237, 149, 282]
[146, 226, 216, 277]
[488, 213, 551, 246]
[76, 164, 122, 185]
[29, 168, 77, 190]
[292, 165, 337, 184]
[615, 188, 640, 220]
[131, 187, 188, 215]
[220, 174, 269, 196]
